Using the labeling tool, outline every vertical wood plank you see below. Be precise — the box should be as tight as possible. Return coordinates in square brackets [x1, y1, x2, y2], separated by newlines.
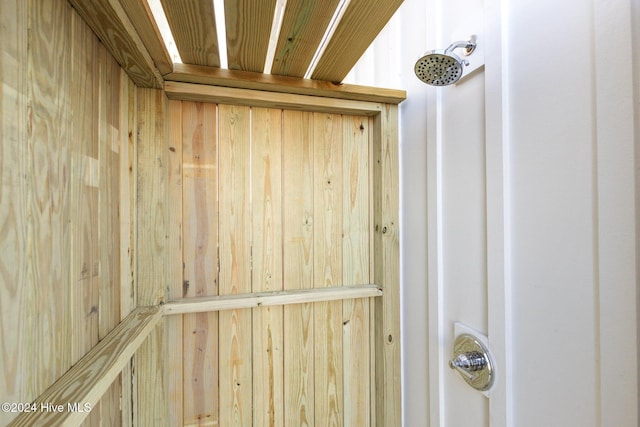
[342, 115, 371, 427]
[120, 70, 137, 321]
[372, 105, 401, 427]
[97, 38, 124, 427]
[218, 104, 252, 426]
[166, 98, 185, 426]
[182, 101, 219, 426]
[28, 0, 73, 399]
[0, 0, 29, 424]
[251, 107, 284, 427]
[70, 8, 100, 372]
[283, 110, 315, 427]
[119, 69, 137, 427]
[313, 112, 343, 427]
[136, 87, 169, 425]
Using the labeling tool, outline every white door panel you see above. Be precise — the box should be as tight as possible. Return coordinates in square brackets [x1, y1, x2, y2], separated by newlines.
[347, 0, 638, 425]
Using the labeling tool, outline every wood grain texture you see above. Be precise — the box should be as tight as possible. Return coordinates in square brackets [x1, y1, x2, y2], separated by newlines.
[166, 99, 184, 426]
[224, 0, 277, 72]
[97, 39, 125, 427]
[311, 0, 404, 82]
[28, 0, 74, 401]
[372, 105, 401, 427]
[342, 115, 371, 427]
[0, 0, 29, 424]
[8, 307, 163, 427]
[313, 113, 344, 426]
[164, 81, 385, 116]
[218, 104, 253, 426]
[283, 110, 315, 427]
[160, 0, 220, 67]
[251, 107, 284, 427]
[120, 71, 137, 321]
[118, 0, 173, 75]
[69, 11, 99, 368]
[136, 88, 169, 425]
[136, 88, 168, 306]
[271, 0, 341, 77]
[66, 0, 163, 88]
[119, 70, 137, 427]
[165, 64, 407, 104]
[181, 101, 219, 426]
[164, 285, 382, 315]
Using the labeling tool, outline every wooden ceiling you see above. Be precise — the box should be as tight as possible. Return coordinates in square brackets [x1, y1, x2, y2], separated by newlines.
[67, 0, 404, 91]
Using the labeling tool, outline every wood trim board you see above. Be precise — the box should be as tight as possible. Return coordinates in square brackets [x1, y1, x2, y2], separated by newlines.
[7, 307, 163, 427]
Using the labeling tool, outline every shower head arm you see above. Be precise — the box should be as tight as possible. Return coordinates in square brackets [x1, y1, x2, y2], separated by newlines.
[444, 36, 477, 55]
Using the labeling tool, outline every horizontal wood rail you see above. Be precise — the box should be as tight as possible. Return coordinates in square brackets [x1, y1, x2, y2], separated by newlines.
[8, 306, 163, 427]
[164, 81, 387, 116]
[8, 286, 381, 426]
[163, 284, 383, 315]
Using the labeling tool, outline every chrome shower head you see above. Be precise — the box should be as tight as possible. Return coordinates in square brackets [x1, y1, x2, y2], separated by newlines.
[414, 37, 477, 86]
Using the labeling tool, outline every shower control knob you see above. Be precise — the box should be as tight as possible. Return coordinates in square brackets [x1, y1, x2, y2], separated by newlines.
[449, 333, 494, 391]
[449, 351, 487, 382]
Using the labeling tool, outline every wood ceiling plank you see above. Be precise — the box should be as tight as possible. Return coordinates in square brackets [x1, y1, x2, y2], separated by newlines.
[119, 0, 173, 75]
[271, 0, 341, 77]
[311, 0, 404, 82]
[160, 0, 220, 67]
[67, 0, 163, 88]
[165, 64, 406, 104]
[225, 0, 277, 72]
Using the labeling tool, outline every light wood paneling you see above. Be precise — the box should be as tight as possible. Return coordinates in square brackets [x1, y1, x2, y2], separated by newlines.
[119, 0, 173, 75]
[219, 104, 253, 426]
[0, 5, 130, 420]
[224, 0, 277, 72]
[9, 307, 162, 427]
[160, 0, 220, 67]
[66, 0, 163, 88]
[165, 64, 407, 104]
[166, 98, 184, 426]
[136, 88, 169, 425]
[181, 101, 219, 426]
[271, 0, 341, 77]
[70, 0, 99, 371]
[311, 0, 404, 82]
[97, 38, 126, 427]
[282, 110, 315, 426]
[251, 107, 285, 427]
[0, 0, 29, 422]
[313, 113, 344, 426]
[372, 104, 401, 427]
[120, 70, 138, 321]
[119, 68, 138, 427]
[28, 0, 74, 400]
[342, 115, 371, 427]
[163, 102, 396, 427]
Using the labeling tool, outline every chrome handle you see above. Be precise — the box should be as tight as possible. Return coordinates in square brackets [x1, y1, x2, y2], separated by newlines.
[449, 351, 487, 382]
[449, 334, 494, 391]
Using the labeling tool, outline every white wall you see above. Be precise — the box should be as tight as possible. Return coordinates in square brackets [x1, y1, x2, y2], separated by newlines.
[346, 0, 639, 426]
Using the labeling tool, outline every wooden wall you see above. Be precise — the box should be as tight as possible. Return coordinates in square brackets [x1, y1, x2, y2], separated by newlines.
[0, 0, 138, 424]
[1, 1, 401, 425]
[163, 102, 378, 426]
